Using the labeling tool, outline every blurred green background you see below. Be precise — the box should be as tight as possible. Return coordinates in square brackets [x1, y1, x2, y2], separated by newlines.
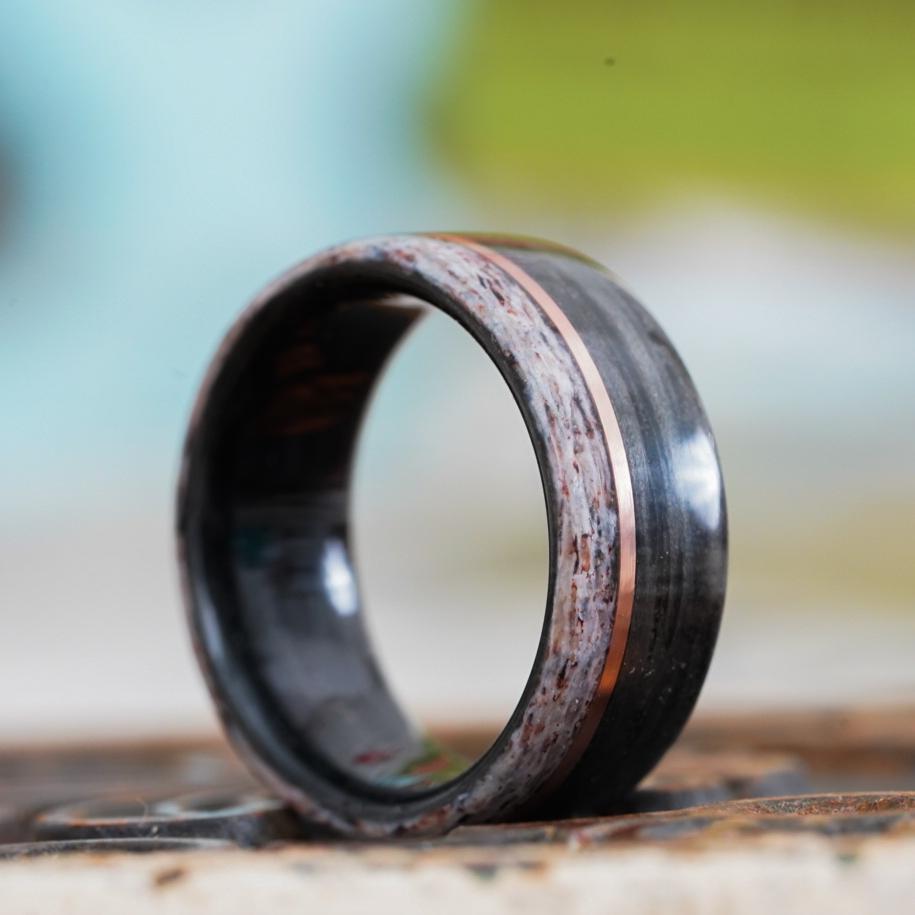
[434, 0, 915, 230]
[0, 1, 912, 740]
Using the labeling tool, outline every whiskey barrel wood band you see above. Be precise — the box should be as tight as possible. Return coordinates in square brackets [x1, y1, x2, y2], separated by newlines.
[177, 233, 727, 837]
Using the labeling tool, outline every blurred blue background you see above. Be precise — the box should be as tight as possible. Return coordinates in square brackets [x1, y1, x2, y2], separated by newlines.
[1, 1, 912, 741]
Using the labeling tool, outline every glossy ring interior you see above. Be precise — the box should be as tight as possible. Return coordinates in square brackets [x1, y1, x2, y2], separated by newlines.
[178, 234, 727, 836]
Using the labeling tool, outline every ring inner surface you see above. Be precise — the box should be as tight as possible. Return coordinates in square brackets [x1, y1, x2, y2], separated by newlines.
[193, 273, 534, 798]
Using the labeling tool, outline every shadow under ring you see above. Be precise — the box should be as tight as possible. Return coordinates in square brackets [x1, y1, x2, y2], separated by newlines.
[177, 233, 727, 837]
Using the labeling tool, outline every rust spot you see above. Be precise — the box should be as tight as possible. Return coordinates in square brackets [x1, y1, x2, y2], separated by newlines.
[153, 866, 185, 888]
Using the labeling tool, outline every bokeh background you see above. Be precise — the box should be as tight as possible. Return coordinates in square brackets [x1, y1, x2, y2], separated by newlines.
[1, 1, 913, 741]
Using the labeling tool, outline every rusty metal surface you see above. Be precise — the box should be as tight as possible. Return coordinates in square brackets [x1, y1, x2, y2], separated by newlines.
[0, 706, 912, 913]
[680, 706, 915, 791]
[0, 837, 232, 861]
[32, 789, 306, 847]
[0, 709, 915, 860]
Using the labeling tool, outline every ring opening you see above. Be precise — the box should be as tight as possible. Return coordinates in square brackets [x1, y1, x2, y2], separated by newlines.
[185, 265, 551, 800]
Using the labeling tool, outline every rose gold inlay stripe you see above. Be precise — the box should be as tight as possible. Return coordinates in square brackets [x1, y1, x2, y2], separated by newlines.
[435, 234, 637, 766]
